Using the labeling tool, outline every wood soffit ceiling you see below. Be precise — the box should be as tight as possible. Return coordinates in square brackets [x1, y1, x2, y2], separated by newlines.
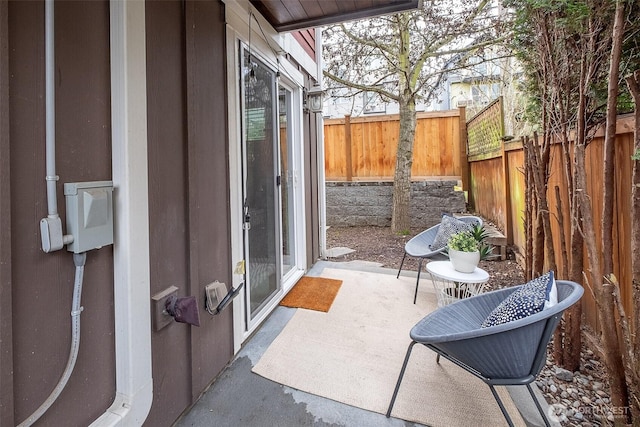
[249, 0, 422, 32]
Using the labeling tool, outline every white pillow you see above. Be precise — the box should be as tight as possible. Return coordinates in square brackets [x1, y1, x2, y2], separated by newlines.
[430, 215, 474, 251]
[544, 272, 558, 309]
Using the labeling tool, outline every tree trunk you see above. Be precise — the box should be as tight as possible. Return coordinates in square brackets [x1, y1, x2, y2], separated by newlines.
[566, 170, 583, 372]
[391, 94, 416, 233]
[555, 186, 569, 276]
[560, 120, 583, 372]
[528, 132, 562, 367]
[525, 146, 534, 281]
[601, 0, 625, 279]
[573, 34, 630, 418]
[576, 142, 630, 422]
[523, 134, 551, 277]
[565, 193, 583, 372]
[553, 185, 580, 369]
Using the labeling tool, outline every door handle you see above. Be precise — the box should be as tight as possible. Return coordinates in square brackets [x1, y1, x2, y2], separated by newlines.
[243, 199, 251, 230]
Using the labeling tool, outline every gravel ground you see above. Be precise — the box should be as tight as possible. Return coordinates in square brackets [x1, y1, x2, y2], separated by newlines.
[538, 347, 615, 426]
[326, 225, 615, 427]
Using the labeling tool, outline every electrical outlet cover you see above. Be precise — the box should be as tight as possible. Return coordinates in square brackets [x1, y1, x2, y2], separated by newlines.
[64, 181, 114, 253]
[205, 281, 227, 312]
[151, 286, 179, 331]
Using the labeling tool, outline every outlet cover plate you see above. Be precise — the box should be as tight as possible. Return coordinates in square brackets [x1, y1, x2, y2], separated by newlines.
[151, 285, 179, 331]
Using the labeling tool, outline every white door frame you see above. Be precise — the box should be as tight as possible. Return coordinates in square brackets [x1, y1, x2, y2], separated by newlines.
[226, 25, 307, 352]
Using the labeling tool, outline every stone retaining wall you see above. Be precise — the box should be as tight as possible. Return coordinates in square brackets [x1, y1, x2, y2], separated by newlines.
[326, 180, 466, 229]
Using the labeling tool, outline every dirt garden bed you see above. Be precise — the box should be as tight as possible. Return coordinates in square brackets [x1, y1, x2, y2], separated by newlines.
[325, 225, 524, 288]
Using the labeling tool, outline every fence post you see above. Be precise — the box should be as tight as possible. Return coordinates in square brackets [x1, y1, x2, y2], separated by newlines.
[344, 114, 352, 181]
[499, 97, 513, 246]
[458, 107, 470, 196]
[501, 140, 513, 246]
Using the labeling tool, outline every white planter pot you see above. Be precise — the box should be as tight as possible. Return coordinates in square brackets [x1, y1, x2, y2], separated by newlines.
[449, 248, 480, 273]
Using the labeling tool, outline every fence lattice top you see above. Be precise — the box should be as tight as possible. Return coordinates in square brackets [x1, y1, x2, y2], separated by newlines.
[467, 97, 504, 157]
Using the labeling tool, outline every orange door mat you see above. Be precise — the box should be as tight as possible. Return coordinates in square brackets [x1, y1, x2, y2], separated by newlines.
[279, 276, 343, 312]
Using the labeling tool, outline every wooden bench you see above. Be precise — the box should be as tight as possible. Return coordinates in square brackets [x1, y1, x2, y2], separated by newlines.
[482, 223, 507, 260]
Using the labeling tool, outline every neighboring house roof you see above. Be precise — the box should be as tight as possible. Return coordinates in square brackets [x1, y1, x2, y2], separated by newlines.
[249, 0, 421, 32]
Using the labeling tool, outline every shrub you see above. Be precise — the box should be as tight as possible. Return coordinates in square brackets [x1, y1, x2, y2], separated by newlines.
[448, 225, 494, 259]
[447, 231, 479, 252]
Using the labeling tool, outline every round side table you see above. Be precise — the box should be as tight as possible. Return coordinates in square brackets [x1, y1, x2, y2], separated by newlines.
[426, 261, 489, 307]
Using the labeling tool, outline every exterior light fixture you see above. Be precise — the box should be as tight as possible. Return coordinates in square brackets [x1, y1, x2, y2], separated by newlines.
[305, 85, 324, 113]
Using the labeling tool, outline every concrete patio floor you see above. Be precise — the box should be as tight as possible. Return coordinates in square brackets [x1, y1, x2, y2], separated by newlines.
[173, 261, 557, 427]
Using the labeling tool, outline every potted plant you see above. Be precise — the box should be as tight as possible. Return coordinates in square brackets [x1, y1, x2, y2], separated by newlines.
[447, 230, 481, 273]
[469, 224, 494, 261]
[447, 225, 494, 273]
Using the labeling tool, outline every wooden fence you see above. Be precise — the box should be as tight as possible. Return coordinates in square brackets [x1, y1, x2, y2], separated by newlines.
[468, 115, 636, 330]
[324, 109, 467, 183]
[323, 109, 635, 330]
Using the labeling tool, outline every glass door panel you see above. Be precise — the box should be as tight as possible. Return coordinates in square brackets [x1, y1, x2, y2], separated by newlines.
[241, 49, 280, 320]
[279, 86, 296, 277]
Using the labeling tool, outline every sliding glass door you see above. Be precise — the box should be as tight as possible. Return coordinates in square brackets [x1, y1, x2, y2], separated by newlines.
[240, 47, 300, 326]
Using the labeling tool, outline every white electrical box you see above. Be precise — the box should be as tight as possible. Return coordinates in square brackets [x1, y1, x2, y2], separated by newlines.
[64, 181, 114, 253]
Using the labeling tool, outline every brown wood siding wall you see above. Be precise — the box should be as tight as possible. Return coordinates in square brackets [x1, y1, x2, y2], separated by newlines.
[144, 0, 232, 424]
[0, 2, 14, 426]
[324, 110, 463, 181]
[6, 1, 116, 425]
[3, 0, 321, 423]
[145, 0, 192, 422]
[184, 0, 233, 399]
[469, 118, 635, 332]
[292, 29, 316, 60]
[2, 1, 232, 425]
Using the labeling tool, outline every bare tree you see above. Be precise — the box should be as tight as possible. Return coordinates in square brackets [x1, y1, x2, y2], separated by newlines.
[602, 1, 625, 283]
[512, 0, 640, 420]
[322, 0, 509, 232]
[510, 0, 596, 370]
[597, 5, 633, 421]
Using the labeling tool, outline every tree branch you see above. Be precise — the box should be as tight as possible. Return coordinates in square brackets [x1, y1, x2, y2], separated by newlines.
[323, 69, 399, 101]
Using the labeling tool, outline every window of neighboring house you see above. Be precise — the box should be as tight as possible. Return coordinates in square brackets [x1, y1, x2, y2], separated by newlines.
[467, 55, 489, 77]
[452, 85, 472, 107]
[363, 90, 385, 114]
[473, 61, 487, 76]
[471, 83, 500, 106]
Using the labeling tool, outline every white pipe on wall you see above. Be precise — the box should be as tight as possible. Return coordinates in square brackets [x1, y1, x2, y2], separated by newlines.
[44, 0, 57, 217]
[18, 253, 87, 427]
[90, 1, 153, 425]
[19, 3, 85, 425]
[39, 0, 72, 253]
